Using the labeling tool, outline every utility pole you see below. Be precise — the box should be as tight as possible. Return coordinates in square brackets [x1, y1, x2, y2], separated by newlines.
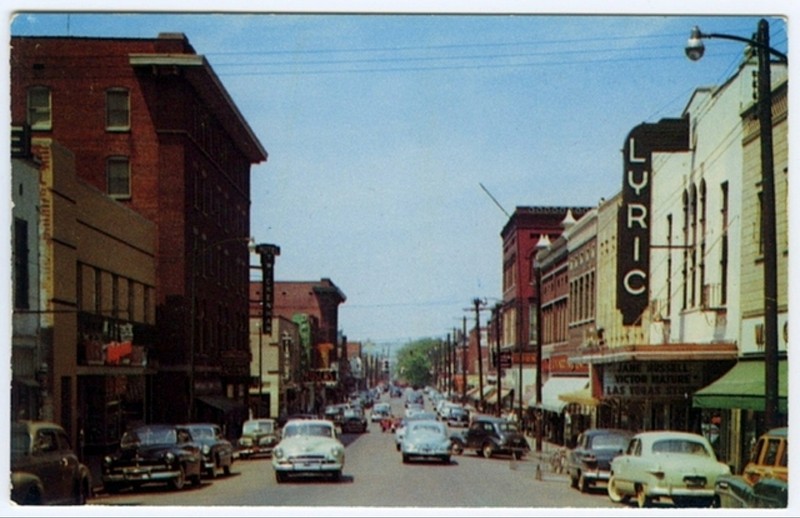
[473, 298, 486, 412]
[494, 303, 502, 417]
[462, 316, 468, 404]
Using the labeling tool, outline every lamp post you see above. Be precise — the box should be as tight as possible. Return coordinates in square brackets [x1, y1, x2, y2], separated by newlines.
[685, 19, 786, 429]
[473, 298, 486, 412]
[187, 236, 253, 422]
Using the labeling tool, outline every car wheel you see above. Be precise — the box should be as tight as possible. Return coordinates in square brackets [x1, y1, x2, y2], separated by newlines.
[331, 470, 342, 482]
[74, 477, 90, 504]
[104, 482, 123, 495]
[578, 472, 589, 493]
[635, 485, 651, 508]
[21, 487, 42, 505]
[402, 454, 410, 463]
[441, 455, 450, 464]
[513, 450, 524, 460]
[170, 465, 186, 491]
[191, 471, 202, 486]
[451, 441, 463, 455]
[607, 475, 628, 503]
[223, 463, 232, 476]
[482, 443, 494, 459]
[569, 472, 579, 489]
[275, 471, 287, 484]
[207, 465, 217, 479]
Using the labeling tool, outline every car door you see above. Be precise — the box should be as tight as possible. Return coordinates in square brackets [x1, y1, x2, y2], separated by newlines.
[614, 437, 640, 494]
[34, 427, 73, 503]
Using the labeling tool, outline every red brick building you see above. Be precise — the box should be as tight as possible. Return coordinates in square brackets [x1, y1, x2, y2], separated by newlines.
[11, 34, 267, 434]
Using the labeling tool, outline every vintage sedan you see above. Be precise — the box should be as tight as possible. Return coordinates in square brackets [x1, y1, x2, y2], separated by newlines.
[11, 420, 92, 505]
[101, 424, 203, 493]
[340, 406, 368, 434]
[464, 415, 529, 459]
[271, 419, 345, 483]
[237, 418, 279, 459]
[183, 423, 234, 478]
[714, 427, 788, 508]
[566, 428, 633, 492]
[607, 430, 731, 508]
[400, 420, 452, 464]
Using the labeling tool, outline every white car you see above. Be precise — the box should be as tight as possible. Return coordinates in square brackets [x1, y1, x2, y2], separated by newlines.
[400, 420, 452, 464]
[271, 419, 345, 483]
[608, 430, 731, 508]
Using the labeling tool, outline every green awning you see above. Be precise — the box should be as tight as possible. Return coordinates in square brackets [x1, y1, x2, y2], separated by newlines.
[693, 359, 787, 413]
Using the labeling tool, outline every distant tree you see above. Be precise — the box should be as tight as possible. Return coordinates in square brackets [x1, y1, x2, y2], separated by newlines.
[394, 338, 439, 388]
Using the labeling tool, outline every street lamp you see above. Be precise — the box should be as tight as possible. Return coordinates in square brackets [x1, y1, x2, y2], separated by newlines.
[685, 19, 786, 429]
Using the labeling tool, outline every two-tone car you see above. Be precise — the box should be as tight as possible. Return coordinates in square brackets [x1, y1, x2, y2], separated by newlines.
[101, 424, 203, 493]
[271, 419, 345, 483]
[607, 430, 731, 508]
[237, 418, 279, 459]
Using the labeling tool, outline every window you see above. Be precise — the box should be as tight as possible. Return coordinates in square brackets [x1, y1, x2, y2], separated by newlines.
[105, 89, 130, 130]
[107, 157, 131, 198]
[27, 86, 51, 130]
[13, 218, 29, 309]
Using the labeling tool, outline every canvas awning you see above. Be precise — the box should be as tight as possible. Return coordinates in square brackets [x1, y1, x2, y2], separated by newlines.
[558, 384, 598, 407]
[532, 376, 589, 412]
[693, 359, 788, 413]
[486, 388, 512, 405]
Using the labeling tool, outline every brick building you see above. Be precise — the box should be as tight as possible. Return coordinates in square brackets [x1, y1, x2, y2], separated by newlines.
[11, 33, 267, 433]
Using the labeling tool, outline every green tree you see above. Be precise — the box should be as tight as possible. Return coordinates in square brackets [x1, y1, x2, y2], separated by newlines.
[395, 338, 440, 388]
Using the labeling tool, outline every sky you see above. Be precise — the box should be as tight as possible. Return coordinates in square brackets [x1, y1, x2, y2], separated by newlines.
[5, 2, 794, 354]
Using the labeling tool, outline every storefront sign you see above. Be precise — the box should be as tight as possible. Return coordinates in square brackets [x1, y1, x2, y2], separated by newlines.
[603, 361, 703, 399]
[617, 118, 688, 325]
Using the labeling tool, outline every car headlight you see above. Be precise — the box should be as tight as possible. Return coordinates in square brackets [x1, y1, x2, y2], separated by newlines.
[102, 455, 113, 466]
[202, 445, 211, 455]
[165, 452, 176, 465]
[331, 445, 344, 457]
[273, 447, 284, 459]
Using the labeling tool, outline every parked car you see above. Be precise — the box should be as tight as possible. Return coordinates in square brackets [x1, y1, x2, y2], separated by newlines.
[400, 420, 452, 464]
[566, 428, 633, 492]
[183, 423, 234, 478]
[607, 430, 731, 508]
[101, 424, 203, 493]
[340, 407, 368, 434]
[11, 420, 92, 505]
[714, 427, 788, 508]
[271, 419, 345, 483]
[237, 418, 278, 459]
[464, 415, 529, 459]
[449, 428, 468, 455]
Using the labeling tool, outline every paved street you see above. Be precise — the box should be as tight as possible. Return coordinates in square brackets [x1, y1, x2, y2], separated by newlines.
[89, 396, 628, 510]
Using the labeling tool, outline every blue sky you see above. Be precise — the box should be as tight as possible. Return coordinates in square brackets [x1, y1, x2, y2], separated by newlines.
[7, 3, 793, 351]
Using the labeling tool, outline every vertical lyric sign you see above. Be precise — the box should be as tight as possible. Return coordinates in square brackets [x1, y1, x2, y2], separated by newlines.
[617, 118, 689, 325]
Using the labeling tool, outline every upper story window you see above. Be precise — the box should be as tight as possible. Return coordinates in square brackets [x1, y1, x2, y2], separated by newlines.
[27, 86, 51, 130]
[106, 88, 130, 131]
[107, 156, 131, 199]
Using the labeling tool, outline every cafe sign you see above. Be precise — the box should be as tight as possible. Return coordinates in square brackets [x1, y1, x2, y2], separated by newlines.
[603, 361, 703, 399]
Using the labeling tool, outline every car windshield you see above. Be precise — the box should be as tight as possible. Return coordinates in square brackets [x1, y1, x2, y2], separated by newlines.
[590, 434, 629, 450]
[283, 423, 333, 438]
[243, 421, 274, 434]
[122, 427, 177, 447]
[498, 422, 520, 433]
[652, 439, 710, 456]
[188, 427, 215, 440]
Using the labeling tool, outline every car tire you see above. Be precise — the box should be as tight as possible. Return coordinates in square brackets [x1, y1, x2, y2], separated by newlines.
[570, 472, 579, 489]
[170, 465, 186, 491]
[331, 470, 342, 482]
[275, 471, 287, 484]
[482, 443, 494, 459]
[207, 464, 217, 479]
[191, 471, 202, 486]
[607, 475, 628, 503]
[513, 450, 524, 460]
[223, 463, 232, 476]
[451, 441, 463, 455]
[74, 477, 90, 504]
[441, 455, 450, 464]
[104, 482, 123, 495]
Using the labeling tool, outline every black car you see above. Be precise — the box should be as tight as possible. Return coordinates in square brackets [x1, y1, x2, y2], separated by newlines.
[340, 407, 368, 433]
[183, 423, 234, 478]
[464, 415, 529, 459]
[101, 424, 203, 493]
[565, 428, 632, 492]
[11, 420, 92, 505]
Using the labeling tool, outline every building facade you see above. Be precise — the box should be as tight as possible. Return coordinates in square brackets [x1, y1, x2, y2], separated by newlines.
[11, 34, 267, 431]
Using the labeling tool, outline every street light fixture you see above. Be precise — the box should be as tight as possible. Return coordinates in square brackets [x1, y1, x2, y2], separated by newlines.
[685, 19, 786, 429]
